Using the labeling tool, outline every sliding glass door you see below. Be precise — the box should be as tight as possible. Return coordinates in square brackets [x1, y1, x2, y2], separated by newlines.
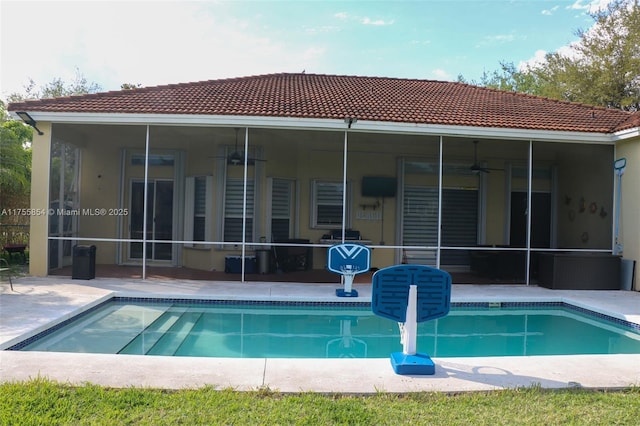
[129, 179, 174, 261]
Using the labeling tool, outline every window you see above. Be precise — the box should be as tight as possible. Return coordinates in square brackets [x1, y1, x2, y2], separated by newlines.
[131, 153, 175, 166]
[193, 177, 207, 241]
[224, 178, 254, 242]
[401, 185, 478, 266]
[269, 178, 295, 240]
[184, 176, 212, 247]
[311, 180, 350, 228]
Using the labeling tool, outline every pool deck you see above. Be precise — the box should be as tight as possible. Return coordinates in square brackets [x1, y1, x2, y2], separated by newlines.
[1, 276, 639, 393]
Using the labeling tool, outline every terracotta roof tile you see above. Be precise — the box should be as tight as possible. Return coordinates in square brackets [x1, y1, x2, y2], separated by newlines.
[614, 111, 640, 132]
[7, 73, 636, 134]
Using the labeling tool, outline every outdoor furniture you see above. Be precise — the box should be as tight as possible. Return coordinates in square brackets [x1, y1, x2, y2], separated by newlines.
[470, 249, 526, 280]
[538, 252, 621, 290]
[3, 244, 27, 264]
[274, 239, 312, 272]
[0, 258, 13, 291]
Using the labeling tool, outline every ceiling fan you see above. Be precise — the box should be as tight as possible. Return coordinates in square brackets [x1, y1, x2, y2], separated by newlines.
[222, 128, 264, 166]
[469, 140, 501, 174]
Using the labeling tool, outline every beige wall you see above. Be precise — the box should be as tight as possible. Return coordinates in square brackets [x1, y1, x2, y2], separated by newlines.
[28, 123, 52, 276]
[72, 126, 187, 264]
[78, 132, 124, 264]
[615, 137, 640, 290]
[555, 144, 614, 249]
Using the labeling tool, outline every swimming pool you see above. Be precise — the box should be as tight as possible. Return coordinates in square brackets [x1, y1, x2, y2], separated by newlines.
[10, 299, 640, 358]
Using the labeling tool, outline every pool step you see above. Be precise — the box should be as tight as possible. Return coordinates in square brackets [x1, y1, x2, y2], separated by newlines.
[145, 310, 204, 356]
[119, 307, 188, 355]
[29, 303, 167, 354]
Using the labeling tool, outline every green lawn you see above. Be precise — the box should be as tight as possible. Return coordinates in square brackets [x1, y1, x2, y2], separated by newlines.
[1, 379, 638, 425]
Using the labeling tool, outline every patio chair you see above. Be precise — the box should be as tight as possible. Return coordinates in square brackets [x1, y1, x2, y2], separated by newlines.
[0, 258, 13, 291]
[274, 239, 312, 272]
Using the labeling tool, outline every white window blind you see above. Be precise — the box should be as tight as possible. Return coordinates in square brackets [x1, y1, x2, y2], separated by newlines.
[224, 178, 254, 242]
[184, 176, 212, 247]
[311, 180, 350, 228]
[271, 179, 293, 240]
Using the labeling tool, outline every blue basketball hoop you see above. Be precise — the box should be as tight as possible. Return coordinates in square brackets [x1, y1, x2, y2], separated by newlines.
[371, 264, 452, 375]
[327, 243, 371, 297]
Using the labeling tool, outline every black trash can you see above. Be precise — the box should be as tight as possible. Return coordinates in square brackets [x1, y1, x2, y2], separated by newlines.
[72, 245, 96, 280]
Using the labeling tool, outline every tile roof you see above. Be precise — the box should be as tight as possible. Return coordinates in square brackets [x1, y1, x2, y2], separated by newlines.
[7, 73, 638, 134]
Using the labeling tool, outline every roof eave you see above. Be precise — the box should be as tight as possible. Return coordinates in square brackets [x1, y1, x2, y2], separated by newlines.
[10, 110, 624, 144]
[355, 119, 619, 144]
[612, 126, 640, 141]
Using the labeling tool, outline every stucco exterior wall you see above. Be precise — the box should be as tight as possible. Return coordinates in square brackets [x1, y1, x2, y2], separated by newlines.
[615, 137, 640, 290]
[555, 144, 614, 249]
[28, 123, 52, 277]
[78, 133, 123, 264]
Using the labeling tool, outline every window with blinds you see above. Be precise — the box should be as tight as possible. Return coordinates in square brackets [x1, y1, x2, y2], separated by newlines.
[402, 186, 439, 264]
[193, 177, 207, 241]
[311, 180, 350, 228]
[441, 188, 478, 265]
[224, 178, 254, 242]
[402, 186, 478, 266]
[184, 176, 212, 247]
[270, 179, 293, 240]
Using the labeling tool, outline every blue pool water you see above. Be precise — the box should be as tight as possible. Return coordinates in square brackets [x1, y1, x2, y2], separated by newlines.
[13, 300, 640, 358]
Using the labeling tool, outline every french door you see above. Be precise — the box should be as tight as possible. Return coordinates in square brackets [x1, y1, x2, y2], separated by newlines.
[129, 179, 174, 261]
[510, 191, 551, 248]
[48, 141, 80, 270]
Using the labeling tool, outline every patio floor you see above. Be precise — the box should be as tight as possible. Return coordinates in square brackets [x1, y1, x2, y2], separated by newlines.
[48, 264, 527, 284]
[1, 275, 639, 393]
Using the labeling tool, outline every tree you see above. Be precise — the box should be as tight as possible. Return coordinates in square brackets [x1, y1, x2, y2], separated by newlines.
[534, 0, 640, 110]
[461, 0, 640, 111]
[0, 108, 32, 213]
[0, 102, 32, 246]
[120, 83, 142, 90]
[459, 62, 543, 95]
[6, 67, 101, 103]
[2, 70, 101, 226]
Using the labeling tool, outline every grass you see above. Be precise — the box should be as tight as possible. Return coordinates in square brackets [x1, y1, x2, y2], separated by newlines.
[1, 379, 639, 425]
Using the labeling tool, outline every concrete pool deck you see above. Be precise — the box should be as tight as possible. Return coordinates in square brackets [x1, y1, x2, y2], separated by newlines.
[1, 276, 639, 393]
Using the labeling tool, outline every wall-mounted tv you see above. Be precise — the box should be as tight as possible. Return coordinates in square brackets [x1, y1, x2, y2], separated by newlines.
[361, 176, 397, 198]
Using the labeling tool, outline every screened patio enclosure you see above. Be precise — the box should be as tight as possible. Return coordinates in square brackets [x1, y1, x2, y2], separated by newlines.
[46, 121, 616, 284]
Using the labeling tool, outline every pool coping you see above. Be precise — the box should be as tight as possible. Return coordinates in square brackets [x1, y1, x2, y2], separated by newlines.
[1, 276, 640, 393]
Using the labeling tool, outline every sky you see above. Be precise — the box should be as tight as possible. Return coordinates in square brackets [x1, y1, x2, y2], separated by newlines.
[0, 0, 612, 101]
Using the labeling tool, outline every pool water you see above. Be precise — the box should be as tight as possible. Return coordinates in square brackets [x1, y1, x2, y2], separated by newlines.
[16, 300, 640, 358]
